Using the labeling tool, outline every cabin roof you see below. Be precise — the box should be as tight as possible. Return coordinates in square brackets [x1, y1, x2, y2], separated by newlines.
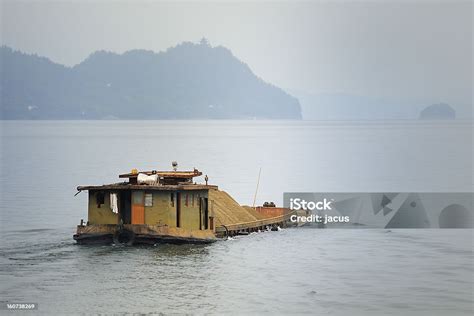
[77, 182, 217, 192]
[119, 170, 202, 179]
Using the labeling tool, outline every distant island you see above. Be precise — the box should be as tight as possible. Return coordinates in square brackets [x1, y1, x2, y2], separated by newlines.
[0, 39, 302, 120]
[419, 103, 456, 120]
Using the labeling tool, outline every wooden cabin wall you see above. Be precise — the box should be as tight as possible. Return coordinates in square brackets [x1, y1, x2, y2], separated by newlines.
[180, 190, 206, 230]
[144, 191, 176, 226]
[88, 191, 119, 225]
[144, 190, 208, 230]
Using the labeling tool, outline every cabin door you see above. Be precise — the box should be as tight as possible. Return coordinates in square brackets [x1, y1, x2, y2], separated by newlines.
[199, 197, 209, 230]
[203, 198, 209, 230]
[176, 192, 181, 228]
[131, 191, 145, 224]
[120, 191, 132, 224]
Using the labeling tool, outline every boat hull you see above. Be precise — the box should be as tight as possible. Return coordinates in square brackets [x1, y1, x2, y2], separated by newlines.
[74, 224, 217, 245]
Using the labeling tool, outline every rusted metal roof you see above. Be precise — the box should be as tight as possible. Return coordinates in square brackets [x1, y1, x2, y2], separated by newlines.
[77, 183, 217, 191]
[119, 170, 202, 179]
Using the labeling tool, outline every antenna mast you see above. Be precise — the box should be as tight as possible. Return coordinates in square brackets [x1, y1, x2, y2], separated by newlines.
[252, 167, 262, 209]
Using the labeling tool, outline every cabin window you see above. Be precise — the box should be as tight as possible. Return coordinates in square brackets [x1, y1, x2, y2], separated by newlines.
[170, 193, 174, 207]
[145, 193, 153, 207]
[185, 194, 189, 206]
[96, 192, 105, 208]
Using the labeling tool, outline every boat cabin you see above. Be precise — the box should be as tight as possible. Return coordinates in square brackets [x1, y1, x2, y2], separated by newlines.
[76, 168, 216, 232]
[74, 165, 296, 245]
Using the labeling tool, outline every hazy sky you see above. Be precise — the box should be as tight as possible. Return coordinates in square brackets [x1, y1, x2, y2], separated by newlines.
[1, 0, 472, 107]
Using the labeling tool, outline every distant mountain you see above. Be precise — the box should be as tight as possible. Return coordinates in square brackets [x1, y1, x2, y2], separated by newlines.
[419, 103, 455, 120]
[0, 40, 301, 119]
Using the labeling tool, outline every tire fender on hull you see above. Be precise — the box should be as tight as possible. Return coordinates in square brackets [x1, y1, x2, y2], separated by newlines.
[113, 229, 136, 246]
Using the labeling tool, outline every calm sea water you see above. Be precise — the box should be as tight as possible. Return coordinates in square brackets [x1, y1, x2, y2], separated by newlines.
[0, 120, 472, 315]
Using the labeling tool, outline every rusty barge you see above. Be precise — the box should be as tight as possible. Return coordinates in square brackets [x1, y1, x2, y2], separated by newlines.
[74, 164, 295, 245]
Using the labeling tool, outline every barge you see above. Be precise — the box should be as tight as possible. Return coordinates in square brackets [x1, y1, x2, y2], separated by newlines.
[74, 164, 295, 245]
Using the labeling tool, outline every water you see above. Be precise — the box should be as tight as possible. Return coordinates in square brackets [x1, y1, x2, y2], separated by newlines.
[0, 120, 473, 314]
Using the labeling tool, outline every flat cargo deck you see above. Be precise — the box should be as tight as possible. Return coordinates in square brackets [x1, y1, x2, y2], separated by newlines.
[214, 211, 296, 237]
[209, 189, 295, 237]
